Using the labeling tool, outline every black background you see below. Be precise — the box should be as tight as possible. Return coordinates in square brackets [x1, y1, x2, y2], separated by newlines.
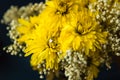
[0, 0, 120, 80]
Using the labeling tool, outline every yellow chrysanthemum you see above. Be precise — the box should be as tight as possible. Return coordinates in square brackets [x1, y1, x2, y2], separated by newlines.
[86, 51, 103, 80]
[38, 0, 82, 29]
[59, 10, 108, 55]
[17, 10, 62, 70]
[21, 24, 61, 70]
[43, 0, 96, 25]
[17, 16, 41, 42]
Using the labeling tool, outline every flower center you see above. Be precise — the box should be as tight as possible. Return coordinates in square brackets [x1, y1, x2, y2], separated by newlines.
[56, 2, 69, 15]
[75, 22, 84, 35]
[48, 38, 58, 49]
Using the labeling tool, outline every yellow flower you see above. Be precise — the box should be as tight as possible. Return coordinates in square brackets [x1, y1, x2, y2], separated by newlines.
[86, 65, 99, 80]
[17, 10, 62, 70]
[17, 16, 41, 42]
[22, 24, 61, 70]
[59, 10, 108, 55]
[86, 51, 103, 80]
[17, 18, 34, 35]
[38, 0, 82, 29]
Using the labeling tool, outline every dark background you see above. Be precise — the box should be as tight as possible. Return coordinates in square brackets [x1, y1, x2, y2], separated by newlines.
[0, 0, 120, 80]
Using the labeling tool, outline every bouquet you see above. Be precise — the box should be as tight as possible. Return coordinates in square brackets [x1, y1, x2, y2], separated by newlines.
[1, 0, 120, 80]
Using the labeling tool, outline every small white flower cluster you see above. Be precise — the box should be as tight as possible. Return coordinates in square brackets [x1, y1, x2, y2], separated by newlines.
[63, 50, 87, 80]
[90, 0, 120, 56]
[2, 2, 45, 56]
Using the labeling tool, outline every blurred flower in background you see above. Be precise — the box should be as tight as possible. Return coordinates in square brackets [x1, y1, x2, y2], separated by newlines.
[0, 0, 120, 80]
